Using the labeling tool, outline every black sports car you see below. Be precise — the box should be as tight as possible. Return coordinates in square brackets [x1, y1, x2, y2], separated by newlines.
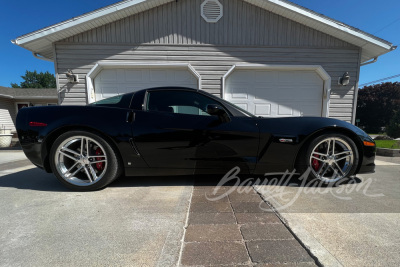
[16, 87, 376, 190]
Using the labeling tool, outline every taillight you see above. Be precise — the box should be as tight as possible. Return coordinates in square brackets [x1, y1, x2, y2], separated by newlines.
[29, 122, 48, 127]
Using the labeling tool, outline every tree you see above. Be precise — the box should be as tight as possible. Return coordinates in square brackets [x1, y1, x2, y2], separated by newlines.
[386, 110, 400, 139]
[356, 82, 400, 133]
[11, 70, 56, 88]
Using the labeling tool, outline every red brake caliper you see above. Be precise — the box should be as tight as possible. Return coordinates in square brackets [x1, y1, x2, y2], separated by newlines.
[95, 147, 104, 171]
[312, 148, 320, 171]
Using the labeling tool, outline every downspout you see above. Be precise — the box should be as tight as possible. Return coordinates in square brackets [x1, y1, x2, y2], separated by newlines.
[360, 57, 378, 66]
[352, 49, 363, 125]
[32, 52, 53, 62]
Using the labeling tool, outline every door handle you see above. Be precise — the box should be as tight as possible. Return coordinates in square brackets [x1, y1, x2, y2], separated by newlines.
[126, 111, 134, 123]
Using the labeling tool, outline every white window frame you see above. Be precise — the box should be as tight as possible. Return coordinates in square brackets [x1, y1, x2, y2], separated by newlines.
[86, 62, 202, 104]
[222, 64, 331, 117]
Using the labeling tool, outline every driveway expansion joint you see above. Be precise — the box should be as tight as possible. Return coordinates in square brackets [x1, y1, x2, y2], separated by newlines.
[253, 185, 323, 267]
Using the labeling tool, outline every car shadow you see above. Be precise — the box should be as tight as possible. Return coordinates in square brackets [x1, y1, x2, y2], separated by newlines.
[0, 168, 362, 192]
[0, 168, 195, 192]
[191, 173, 362, 188]
[0, 168, 68, 192]
[109, 175, 194, 188]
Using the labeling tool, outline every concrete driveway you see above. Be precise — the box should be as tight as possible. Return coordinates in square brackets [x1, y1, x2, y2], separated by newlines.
[255, 157, 400, 267]
[0, 152, 192, 267]
[2, 150, 399, 266]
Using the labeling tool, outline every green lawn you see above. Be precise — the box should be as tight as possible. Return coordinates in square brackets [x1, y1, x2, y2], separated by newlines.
[374, 140, 400, 149]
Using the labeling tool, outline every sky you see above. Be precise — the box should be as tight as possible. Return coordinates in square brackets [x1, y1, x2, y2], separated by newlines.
[1, 0, 399, 88]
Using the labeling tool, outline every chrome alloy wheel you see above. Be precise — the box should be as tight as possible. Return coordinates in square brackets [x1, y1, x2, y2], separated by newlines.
[54, 136, 108, 186]
[309, 137, 354, 183]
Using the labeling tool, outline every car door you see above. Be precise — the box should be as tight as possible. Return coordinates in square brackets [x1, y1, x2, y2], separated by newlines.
[132, 89, 259, 173]
[132, 89, 208, 170]
[193, 114, 260, 174]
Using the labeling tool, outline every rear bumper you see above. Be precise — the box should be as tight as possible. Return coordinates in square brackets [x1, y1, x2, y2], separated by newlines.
[21, 142, 44, 169]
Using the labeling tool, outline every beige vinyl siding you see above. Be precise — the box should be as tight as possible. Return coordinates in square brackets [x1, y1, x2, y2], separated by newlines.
[56, 44, 359, 122]
[60, 0, 351, 48]
[0, 98, 16, 132]
[55, 0, 361, 122]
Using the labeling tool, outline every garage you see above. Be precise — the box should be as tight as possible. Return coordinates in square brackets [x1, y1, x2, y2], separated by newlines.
[88, 63, 201, 102]
[223, 65, 331, 117]
[12, 0, 395, 122]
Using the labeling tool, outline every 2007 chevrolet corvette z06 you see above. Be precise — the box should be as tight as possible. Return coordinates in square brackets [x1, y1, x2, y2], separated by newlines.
[16, 87, 376, 190]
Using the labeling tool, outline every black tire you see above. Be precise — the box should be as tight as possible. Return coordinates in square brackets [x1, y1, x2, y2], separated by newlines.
[298, 133, 359, 185]
[49, 130, 122, 191]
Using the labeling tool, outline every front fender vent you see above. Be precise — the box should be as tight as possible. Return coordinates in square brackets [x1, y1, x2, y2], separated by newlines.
[201, 0, 223, 23]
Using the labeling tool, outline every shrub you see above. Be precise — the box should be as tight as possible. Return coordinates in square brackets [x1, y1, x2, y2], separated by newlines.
[357, 82, 400, 133]
[374, 135, 393, 140]
[387, 111, 400, 139]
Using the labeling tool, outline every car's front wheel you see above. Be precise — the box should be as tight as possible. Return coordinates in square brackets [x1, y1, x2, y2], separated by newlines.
[49, 131, 122, 191]
[300, 133, 359, 184]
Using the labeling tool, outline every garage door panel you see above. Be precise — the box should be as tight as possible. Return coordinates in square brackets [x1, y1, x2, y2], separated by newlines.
[232, 92, 249, 99]
[174, 70, 195, 82]
[98, 69, 118, 82]
[225, 69, 324, 118]
[230, 86, 250, 99]
[255, 104, 271, 116]
[100, 84, 119, 99]
[255, 71, 275, 83]
[125, 69, 143, 81]
[229, 70, 254, 82]
[149, 70, 167, 82]
[296, 103, 322, 116]
[277, 105, 294, 116]
[278, 101, 322, 117]
[235, 103, 248, 111]
[254, 86, 273, 99]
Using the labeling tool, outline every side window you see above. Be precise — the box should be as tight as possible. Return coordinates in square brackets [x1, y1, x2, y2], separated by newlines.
[146, 90, 222, 116]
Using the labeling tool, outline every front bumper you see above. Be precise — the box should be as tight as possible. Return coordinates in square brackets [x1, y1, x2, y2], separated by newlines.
[358, 145, 376, 174]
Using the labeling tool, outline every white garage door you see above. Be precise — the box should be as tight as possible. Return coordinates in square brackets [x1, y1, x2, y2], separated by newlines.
[94, 67, 198, 100]
[224, 69, 324, 117]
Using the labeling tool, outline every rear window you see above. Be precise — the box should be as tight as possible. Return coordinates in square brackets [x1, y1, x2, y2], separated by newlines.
[89, 93, 133, 108]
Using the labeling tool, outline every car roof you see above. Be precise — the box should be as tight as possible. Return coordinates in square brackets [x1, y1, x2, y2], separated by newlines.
[137, 86, 198, 93]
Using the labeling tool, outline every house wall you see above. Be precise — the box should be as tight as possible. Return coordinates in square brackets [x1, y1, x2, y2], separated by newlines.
[55, 0, 361, 122]
[0, 99, 57, 133]
[0, 98, 16, 132]
[17, 99, 58, 106]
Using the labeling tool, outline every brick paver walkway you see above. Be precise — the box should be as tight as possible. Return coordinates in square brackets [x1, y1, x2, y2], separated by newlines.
[180, 184, 318, 266]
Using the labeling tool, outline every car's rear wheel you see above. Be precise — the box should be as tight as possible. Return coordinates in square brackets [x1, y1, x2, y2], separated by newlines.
[300, 133, 359, 184]
[49, 131, 121, 191]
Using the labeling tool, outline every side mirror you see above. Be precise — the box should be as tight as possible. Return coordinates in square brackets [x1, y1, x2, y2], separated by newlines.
[206, 104, 230, 122]
[207, 104, 225, 115]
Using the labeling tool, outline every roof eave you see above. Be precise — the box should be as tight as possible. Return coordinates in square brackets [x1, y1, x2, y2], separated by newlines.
[12, 0, 157, 46]
[0, 94, 14, 99]
[11, 0, 395, 63]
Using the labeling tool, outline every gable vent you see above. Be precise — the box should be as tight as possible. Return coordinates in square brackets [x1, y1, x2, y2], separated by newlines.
[201, 0, 223, 23]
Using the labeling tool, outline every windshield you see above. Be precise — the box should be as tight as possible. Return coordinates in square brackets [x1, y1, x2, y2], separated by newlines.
[199, 91, 255, 117]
